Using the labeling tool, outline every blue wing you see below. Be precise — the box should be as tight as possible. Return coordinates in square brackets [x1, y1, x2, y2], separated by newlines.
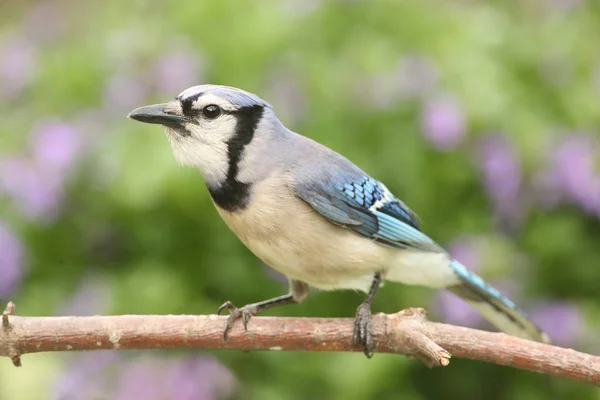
[293, 176, 443, 253]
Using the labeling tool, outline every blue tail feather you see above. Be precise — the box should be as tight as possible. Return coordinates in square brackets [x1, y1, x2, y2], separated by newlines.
[448, 260, 549, 343]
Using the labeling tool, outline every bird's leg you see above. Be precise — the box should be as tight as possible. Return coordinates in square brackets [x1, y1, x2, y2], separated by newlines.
[353, 272, 382, 358]
[217, 295, 293, 340]
[217, 279, 308, 341]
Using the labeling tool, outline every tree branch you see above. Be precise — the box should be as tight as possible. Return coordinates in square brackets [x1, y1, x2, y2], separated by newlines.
[1, 304, 598, 386]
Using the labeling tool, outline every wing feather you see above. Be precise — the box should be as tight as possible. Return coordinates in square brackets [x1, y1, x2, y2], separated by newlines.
[293, 176, 443, 253]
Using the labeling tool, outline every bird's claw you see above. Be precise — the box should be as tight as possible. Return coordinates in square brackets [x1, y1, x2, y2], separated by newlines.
[217, 301, 257, 341]
[353, 302, 375, 358]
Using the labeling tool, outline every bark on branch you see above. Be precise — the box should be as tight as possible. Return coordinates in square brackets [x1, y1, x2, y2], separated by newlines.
[1, 303, 598, 386]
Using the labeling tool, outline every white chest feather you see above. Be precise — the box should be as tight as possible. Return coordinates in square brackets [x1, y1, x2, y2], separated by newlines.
[214, 175, 458, 292]
[214, 176, 386, 291]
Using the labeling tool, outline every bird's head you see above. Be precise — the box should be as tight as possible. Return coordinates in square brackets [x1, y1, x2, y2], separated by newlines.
[128, 84, 280, 189]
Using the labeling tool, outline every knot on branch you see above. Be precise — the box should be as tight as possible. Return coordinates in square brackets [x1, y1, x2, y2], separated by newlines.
[1, 301, 21, 367]
[2, 301, 15, 330]
[383, 308, 451, 368]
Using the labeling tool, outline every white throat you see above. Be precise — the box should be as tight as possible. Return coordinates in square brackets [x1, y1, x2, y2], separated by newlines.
[164, 126, 229, 188]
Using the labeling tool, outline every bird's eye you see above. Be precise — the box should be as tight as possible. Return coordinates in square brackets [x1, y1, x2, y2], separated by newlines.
[202, 105, 221, 119]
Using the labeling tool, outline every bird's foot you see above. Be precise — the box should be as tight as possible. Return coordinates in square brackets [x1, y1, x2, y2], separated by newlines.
[353, 302, 375, 358]
[217, 301, 258, 341]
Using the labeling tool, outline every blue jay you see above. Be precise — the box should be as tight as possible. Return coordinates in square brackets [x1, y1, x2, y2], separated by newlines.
[128, 84, 549, 357]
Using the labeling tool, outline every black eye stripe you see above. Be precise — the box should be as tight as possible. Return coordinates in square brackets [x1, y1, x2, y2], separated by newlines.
[178, 94, 238, 120]
[180, 103, 233, 119]
[181, 98, 200, 117]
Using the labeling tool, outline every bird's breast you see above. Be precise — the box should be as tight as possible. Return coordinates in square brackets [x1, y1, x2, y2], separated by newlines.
[214, 177, 393, 291]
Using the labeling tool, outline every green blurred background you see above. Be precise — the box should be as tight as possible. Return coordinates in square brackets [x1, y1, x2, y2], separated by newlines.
[1, 0, 599, 399]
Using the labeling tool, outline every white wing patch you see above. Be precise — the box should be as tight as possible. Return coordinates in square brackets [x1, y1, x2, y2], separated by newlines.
[368, 182, 396, 212]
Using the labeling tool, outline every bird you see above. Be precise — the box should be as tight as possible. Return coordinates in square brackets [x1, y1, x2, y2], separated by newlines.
[127, 84, 549, 357]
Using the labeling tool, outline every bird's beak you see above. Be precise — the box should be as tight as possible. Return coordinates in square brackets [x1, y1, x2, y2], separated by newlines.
[127, 103, 188, 129]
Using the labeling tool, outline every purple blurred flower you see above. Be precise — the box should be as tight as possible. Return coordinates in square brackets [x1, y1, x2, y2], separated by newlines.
[160, 356, 236, 400]
[24, 2, 65, 44]
[115, 359, 171, 400]
[114, 355, 237, 400]
[103, 74, 148, 114]
[0, 34, 37, 98]
[0, 222, 24, 297]
[530, 301, 582, 347]
[53, 351, 122, 400]
[447, 237, 482, 272]
[395, 55, 437, 99]
[0, 156, 64, 222]
[152, 50, 203, 95]
[477, 135, 525, 231]
[55, 353, 237, 400]
[30, 120, 82, 173]
[0, 119, 84, 221]
[420, 95, 466, 151]
[265, 72, 307, 126]
[546, 136, 600, 215]
[433, 290, 484, 328]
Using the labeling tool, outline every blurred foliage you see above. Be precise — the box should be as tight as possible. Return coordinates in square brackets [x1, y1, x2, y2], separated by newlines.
[1, 0, 599, 399]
